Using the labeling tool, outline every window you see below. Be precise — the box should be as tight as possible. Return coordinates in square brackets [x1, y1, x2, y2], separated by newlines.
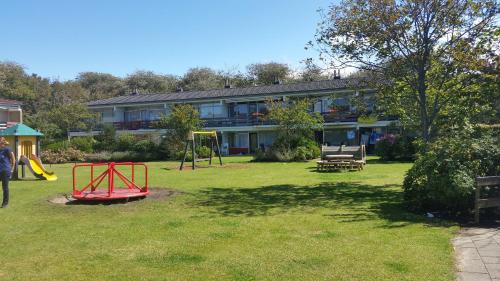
[199, 103, 226, 119]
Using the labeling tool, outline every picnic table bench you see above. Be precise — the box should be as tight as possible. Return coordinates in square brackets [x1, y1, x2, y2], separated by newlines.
[317, 145, 366, 172]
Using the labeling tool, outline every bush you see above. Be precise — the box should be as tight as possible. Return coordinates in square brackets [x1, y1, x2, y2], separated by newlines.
[109, 151, 158, 162]
[44, 140, 70, 151]
[375, 134, 416, 161]
[403, 127, 500, 215]
[70, 137, 94, 153]
[171, 145, 213, 161]
[41, 147, 86, 164]
[94, 124, 116, 152]
[253, 136, 320, 162]
[132, 139, 157, 153]
[85, 151, 112, 163]
[115, 134, 135, 151]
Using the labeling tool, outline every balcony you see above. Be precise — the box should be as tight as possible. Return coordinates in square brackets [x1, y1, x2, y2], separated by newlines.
[69, 113, 398, 133]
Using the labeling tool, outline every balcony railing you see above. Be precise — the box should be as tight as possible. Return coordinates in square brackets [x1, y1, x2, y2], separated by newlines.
[69, 113, 398, 132]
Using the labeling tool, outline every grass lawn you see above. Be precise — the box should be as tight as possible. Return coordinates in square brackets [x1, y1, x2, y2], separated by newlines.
[0, 156, 457, 281]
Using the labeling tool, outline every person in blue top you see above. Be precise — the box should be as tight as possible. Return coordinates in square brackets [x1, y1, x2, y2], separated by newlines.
[0, 137, 15, 208]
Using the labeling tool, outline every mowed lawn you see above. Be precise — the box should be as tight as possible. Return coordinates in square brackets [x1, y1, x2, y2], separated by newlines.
[0, 157, 457, 281]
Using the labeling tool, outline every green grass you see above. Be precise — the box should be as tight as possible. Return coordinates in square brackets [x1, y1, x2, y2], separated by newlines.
[0, 156, 457, 281]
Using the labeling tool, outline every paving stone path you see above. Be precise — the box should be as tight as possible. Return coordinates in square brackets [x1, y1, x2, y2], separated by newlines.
[453, 227, 500, 281]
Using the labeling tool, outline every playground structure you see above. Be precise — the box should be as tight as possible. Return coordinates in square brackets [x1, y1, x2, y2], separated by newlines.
[19, 154, 57, 181]
[180, 131, 223, 170]
[0, 123, 57, 180]
[72, 162, 148, 201]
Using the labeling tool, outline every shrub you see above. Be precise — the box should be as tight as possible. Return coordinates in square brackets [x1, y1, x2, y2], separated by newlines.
[94, 124, 116, 151]
[375, 134, 416, 161]
[44, 140, 70, 151]
[253, 136, 320, 162]
[403, 127, 500, 215]
[171, 145, 213, 161]
[132, 139, 157, 153]
[70, 137, 94, 153]
[41, 147, 86, 164]
[85, 151, 112, 163]
[116, 134, 135, 151]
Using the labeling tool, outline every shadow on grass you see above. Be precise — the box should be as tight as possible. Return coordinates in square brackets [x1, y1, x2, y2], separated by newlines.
[65, 196, 146, 205]
[196, 182, 454, 227]
[365, 158, 414, 164]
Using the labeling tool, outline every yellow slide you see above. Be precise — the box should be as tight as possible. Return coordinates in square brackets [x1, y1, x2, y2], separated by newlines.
[19, 155, 58, 181]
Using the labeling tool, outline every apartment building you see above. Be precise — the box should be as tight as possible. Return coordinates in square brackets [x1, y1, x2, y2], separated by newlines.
[71, 78, 396, 155]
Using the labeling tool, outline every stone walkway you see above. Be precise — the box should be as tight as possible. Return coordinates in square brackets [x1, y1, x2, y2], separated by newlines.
[453, 227, 500, 281]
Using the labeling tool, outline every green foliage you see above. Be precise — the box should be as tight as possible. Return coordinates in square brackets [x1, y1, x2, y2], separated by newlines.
[155, 104, 204, 157]
[94, 124, 116, 152]
[115, 134, 135, 151]
[403, 126, 500, 214]
[375, 135, 416, 161]
[41, 147, 86, 164]
[76, 72, 126, 100]
[84, 151, 112, 163]
[266, 98, 323, 148]
[132, 139, 157, 153]
[247, 62, 291, 85]
[312, 0, 498, 143]
[44, 140, 70, 151]
[125, 70, 178, 94]
[69, 136, 95, 153]
[254, 137, 320, 162]
[181, 67, 225, 91]
[172, 145, 213, 161]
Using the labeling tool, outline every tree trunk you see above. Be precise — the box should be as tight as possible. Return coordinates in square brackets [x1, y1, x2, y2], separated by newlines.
[417, 68, 430, 144]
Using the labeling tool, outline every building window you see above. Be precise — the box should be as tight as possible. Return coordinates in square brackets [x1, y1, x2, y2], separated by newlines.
[200, 103, 226, 119]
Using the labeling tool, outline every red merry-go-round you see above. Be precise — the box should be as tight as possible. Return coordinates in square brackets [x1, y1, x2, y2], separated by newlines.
[72, 162, 149, 201]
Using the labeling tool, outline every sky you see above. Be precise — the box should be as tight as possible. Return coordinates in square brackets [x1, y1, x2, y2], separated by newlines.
[1, 0, 334, 81]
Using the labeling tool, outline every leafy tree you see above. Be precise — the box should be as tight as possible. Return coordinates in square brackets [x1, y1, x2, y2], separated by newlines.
[181, 67, 225, 91]
[300, 59, 329, 81]
[266, 98, 323, 147]
[76, 72, 126, 100]
[155, 104, 204, 156]
[28, 103, 95, 140]
[0, 62, 52, 113]
[94, 123, 117, 151]
[49, 80, 89, 106]
[247, 62, 291, 85]
[311, 0, 498, 143]
[125, 70, 178, 94]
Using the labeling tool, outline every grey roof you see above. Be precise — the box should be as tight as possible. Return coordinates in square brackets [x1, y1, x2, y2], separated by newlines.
[88, 78, 370, 107]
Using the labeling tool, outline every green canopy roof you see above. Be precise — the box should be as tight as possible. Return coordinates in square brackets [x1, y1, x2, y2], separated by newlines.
[0, 123, 43, 136]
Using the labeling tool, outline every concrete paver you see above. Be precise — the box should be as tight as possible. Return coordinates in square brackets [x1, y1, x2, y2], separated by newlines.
[454, 228, 500, 281]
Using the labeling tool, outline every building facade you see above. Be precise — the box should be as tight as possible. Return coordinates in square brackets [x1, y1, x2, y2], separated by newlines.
[71, 78, 397, 155]
[0, 98, 22, 130]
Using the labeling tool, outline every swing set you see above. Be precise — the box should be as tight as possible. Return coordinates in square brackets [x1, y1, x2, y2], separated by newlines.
[179, 131, 223, 170]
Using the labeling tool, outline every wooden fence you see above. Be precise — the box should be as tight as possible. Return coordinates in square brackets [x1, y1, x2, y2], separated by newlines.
[475, 176, 500, 223]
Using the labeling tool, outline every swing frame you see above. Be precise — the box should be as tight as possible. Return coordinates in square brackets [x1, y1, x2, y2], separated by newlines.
[179, 131, 223, 170]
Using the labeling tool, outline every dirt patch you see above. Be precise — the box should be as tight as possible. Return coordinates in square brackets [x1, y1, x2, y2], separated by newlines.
[48, 187, 181, 205]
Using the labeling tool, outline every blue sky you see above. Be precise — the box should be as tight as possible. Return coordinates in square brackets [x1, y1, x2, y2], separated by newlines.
[1, 0, 333, 80]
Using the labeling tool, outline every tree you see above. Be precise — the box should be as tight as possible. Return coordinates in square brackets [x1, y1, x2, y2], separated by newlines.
[76, 72, 126, 100]
[247, 62, 291, 85]
[0, 62, 52, 113]
[28, 103, 95, 140]
[125, 70, 178, 94]
[155, 104, 204, 156]
[266, 98, 323, 147]
[300, 59, 329, 81]
[311, 0, 498, 143]
[49, 80, 89, 106]
[181, 67, 225, 91]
